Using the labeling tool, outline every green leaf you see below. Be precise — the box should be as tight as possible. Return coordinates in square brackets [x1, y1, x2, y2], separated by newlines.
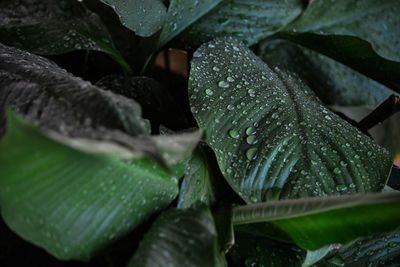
[229, 231, 305, 267]
[0, 112, 186, 260]
[0, 0, 130, 71]
[96, 75, 189, 131]
[323, 231, 400, 266]
[232, 192, 400, 251]
[100, 0, 166, 37]
[166, 0, 305, 49]
[276, 32, 400, 94]
[127, 205, 226, 267]
[258, 39, 397, 106]
[158, 0, 223, 48]
[0, 44, 201, 165]
[177, 143, 226, 209]
[286, 0, 400, 61]
[189, 37, 392, 203]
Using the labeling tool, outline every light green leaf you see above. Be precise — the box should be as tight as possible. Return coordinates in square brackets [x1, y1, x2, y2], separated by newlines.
[0, 113, 186, 260]
[189, 37, 392, 203]
[287, 0, 400, 61]
[0, 0, 130, 71]
[167, 0, 305, 49]
[258, 39, 397, 106]
[127, 205, 226, 267]
[100, 0, 166, 37]
[232, 192, 400, 251]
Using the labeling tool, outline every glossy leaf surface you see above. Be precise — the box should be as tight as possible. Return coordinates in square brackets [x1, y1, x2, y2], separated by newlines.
[189, 37, 392, 203]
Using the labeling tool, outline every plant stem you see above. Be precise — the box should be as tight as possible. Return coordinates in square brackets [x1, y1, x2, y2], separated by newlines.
[358, 94, 400, 132]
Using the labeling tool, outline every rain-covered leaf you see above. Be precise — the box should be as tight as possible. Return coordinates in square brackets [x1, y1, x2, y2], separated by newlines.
[189, 37, 392, 203]
[0, 43, 201, 165]
[229, 231, 305, 267]
[127, 205, 226, 267]
[258, 39, 397, 106]
[158, 0, 223, 48]
[0, 112, 187, 260]
[232, 192, 400, 251]
[177, 143, 227, 209]
[276, 32, 400, 93]
[0, 0, 129, 71]
[286, 0, 400, 61]
[100, 0, 166, 37]
[96, 75, 189, 131]
[166, 0, 305, 49]
[321, 231, 400, 267]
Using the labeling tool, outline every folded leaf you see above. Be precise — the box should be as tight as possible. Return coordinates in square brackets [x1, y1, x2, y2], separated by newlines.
[189, 37, 392, 203]
[100, 0, 166, 37]
[0, 0, 129, 71]
[127, 205, 226, 267]
[0, 113, 186, 260]
[232, 192, 400, 250]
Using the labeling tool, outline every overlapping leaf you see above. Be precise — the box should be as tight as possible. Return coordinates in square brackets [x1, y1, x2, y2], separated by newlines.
[127, 206, 226, 267]
[232, 192, 400, 250]
[100, 0, 166, 37]
[0, 113, 186, 260]
[189, 37, 392, 203]
[0, 0, 129, 70]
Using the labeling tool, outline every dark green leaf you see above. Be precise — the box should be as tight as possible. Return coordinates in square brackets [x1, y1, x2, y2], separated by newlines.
[229, 231, 305, 267]
[322, 231, 400, 267]
[0, 0, 129, 71]
[258, 39, 397, 106]
[177, 143, 226, 209]
[96, 75, 189, 131]
[0, 112, 186, 260]
[127, 205, 226, 267]
[0, 44, 201, 165]
[286, 0, 400, 61]
[189, 37, 392, 203]
[158, 0, 223, 48]
[388, 166, 400, 191]
[168, 0, 305, 49]
[100, 0, 166, 37]
[276, 33, 400, 94]
[232, 192, 400, 251]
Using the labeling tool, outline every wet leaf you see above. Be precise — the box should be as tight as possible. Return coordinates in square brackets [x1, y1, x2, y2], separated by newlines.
[164, 0, 304, 49]
[232, 192, 400, 251]
[258, 39, 397, 106]
[189, 37, 392, 203]
[127, 205, 226, 267]
[0, 112, 186, 260]
[0, 0, 129, 71]
[100, 0, 167, 37]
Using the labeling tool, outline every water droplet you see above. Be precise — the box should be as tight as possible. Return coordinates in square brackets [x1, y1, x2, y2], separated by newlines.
[227, 104, 235, 111]
[334, 168, 342, 174]
[324, 115, 332, 120]
[354, 154, 360, 159]
[336, 184, 347, 191]
[218, 80, 229, 88]
[227, 76, 234, 82]
[340, 161, 348, 167]
[229, 129, 240, 139]
[246, 127, 255, 135]
[250, 196, 257, 203]
[205, 89, 213, 96]
[246, 148, 257, 160]
[212, 66, 220, 71]
[233, 46, 240, 51]
[349, 183, 356, 189]
[271, 112, 279, 119]
[246, 135, 257, 145]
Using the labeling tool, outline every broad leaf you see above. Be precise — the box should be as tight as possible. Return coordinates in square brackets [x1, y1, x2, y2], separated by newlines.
[158, 0, 223, 48]
[189, 37, 392, 203]
[100, 0, 166, 37]
[232, 192, 400, 251]
[229, 231, 305, 267]
[258, 39, 397, 106]
[127, 205, 226, 267]
[0, 113, 186, 260]
[96, 75, 189, 131]
[286, 0, 400, 61]
[0, 0, 129, 71]
[167, 0, 304, 49]
[322, 231, 400, 266]
[0, 44, 201, 165]
[276, 33, 400, 93]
